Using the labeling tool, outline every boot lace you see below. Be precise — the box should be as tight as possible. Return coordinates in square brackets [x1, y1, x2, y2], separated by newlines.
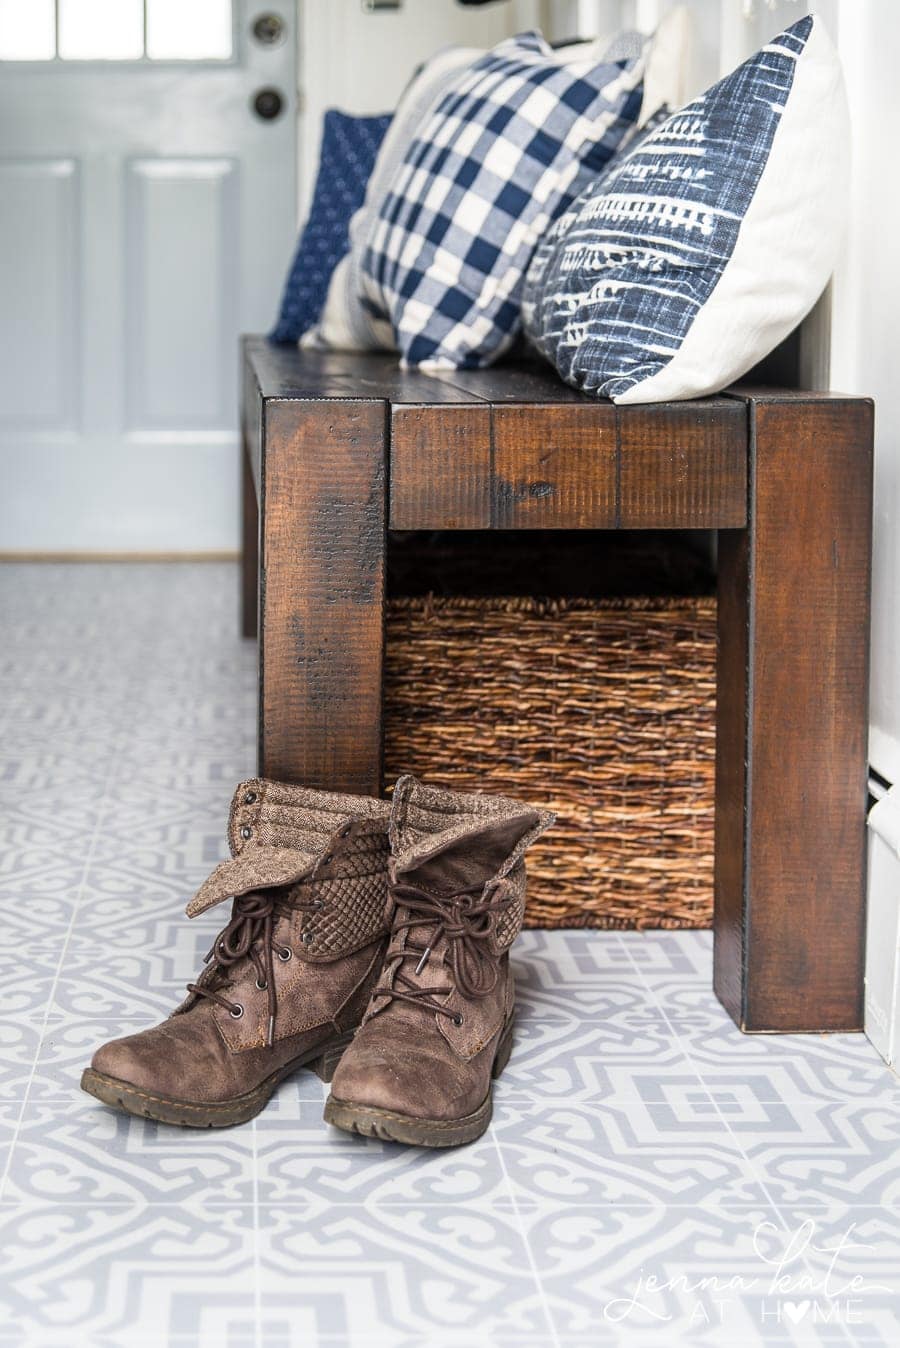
[372, 878, 513, 1022]
[187, 886, 322, 1046]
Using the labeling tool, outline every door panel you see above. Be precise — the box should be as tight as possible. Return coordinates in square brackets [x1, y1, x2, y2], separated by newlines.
[0, 159, 80, 429]
[125, 157, 239, 430]
[0, 0, 296, 552]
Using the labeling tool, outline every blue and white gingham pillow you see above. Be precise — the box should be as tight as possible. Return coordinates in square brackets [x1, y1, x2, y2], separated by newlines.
[359, 32, 645, 371]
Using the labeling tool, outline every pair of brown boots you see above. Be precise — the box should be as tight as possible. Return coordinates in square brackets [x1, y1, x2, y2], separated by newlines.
[82, 774, 552, 1148]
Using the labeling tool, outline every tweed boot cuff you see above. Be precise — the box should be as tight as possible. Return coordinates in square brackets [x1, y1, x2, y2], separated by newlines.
[388, 774, 554, 951]
[186, 778, 391, 921]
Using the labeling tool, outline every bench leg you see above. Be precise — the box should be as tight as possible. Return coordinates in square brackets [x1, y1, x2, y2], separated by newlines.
[257, 399, 386, 794]
[241, 436, 259, 640]
[714, 396, 873, 1032]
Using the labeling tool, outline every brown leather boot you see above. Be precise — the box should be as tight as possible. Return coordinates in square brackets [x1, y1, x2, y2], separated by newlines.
[81, 779, 391, 1127]
[324, 775, 553, 1147]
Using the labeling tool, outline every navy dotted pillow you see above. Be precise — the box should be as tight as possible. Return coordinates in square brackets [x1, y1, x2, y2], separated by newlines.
[271, 109, 391, 344]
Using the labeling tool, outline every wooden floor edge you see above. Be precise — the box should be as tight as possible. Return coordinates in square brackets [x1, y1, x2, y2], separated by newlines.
[0, 551, 240, 562]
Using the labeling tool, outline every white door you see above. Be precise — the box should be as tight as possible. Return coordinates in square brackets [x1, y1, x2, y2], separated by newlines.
[0, 0, 296, 552]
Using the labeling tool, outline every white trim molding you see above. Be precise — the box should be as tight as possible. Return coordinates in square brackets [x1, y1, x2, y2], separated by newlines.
[866, 787, 900, 1071]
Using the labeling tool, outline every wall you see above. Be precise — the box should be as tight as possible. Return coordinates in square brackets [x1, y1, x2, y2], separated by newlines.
[297, 0, 539, 213]
[824, 0, 900, 784]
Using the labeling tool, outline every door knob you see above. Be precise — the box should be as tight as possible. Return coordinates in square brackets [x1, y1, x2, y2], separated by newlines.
[252, 87, 285, 120]
[252, 13, 285, 45]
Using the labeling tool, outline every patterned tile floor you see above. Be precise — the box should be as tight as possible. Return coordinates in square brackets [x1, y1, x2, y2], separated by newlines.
[1, 562, 898, 1348]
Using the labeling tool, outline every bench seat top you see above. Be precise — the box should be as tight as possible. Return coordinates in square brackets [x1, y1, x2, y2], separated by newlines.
[243, 336, 750, 530]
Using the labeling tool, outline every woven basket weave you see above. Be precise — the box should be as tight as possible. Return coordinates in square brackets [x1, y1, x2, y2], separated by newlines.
[383, 595, 717, 929]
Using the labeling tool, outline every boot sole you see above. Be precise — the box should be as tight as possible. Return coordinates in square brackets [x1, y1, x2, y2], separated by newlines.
[323, 1015, 514, 1149]
[79, 1032, 354, 1128]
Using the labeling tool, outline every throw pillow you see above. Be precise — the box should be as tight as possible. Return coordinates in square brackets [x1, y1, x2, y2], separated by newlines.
[521, 16, 848, 403]
[359, 31, 645, 370]
[303, 45, 482, 354]
[270, 109, 391, 345]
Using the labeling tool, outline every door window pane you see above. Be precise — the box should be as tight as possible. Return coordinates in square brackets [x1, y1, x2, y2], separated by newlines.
[0, 0, 55, 60]
[58, 0, 144, 60]
[146, 0, 232, 60]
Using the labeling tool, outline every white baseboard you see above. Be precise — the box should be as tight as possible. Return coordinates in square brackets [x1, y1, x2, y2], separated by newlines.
[866, 784, 900, 1073]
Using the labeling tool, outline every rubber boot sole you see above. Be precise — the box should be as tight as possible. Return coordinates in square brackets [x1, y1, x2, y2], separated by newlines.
[323, 1015, 514, 1149]
[79, 1032, 353, 1128]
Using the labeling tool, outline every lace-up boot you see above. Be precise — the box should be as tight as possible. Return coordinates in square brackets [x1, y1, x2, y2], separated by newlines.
[81, 779, 391, 1127]
[324, 775, 553, 1147]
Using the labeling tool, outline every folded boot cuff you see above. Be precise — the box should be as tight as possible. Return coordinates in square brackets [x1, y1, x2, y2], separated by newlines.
[389, 774, 555, 883]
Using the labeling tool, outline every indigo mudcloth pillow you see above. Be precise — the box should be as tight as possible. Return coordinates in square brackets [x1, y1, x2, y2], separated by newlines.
[271, 110, 391, 345]
[359, 31, 645, 370]
[522, 16, 849, 403]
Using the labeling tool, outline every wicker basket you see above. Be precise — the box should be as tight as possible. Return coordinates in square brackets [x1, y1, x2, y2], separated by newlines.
[383, 595, 717, 929]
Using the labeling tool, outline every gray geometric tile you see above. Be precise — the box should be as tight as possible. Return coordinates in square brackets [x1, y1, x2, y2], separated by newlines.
[0, 1201, 257, 1347]
[24, 1016, 153, 1101]
[497, 1013, 696, 1101]
[51, 937, 187, 1021]
[526, 1199, 900, 1344]
[493, 1101, 766, 1208]
[736, 1100, 900, 1209]
[5, 796, 103, 853]
[3, 1099, 254, 1207]
[258, 1203, 550, 1344]
[660, 981, 897, 1102]
[6, 942, 69, 1022]
[698, 1055, 900, 1108]
[0, 892, 79, 946]
[512, 930, 649, 1021]
[255, 1101, 510, 1208]
[617, 928, 713, 979]
[520, 1199, 783, 1343]
[0, 1101, 19, 1173]
[764, 1204, 900, 1342]
[0, 1017, 50, 1100]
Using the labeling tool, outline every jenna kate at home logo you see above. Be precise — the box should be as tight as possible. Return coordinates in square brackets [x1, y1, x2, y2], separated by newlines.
[602, 1219, 893, 1329]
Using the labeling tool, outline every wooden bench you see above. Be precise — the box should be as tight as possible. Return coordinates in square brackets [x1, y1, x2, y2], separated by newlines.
[240, 335, 874, 1035]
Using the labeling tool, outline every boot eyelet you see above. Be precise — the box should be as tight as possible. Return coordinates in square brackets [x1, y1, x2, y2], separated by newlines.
[240, 826, 252, 840]
[338, 823, 352, 839]
[244, 791, 257, 805]
[301, 932, 313, 945]
[312, 899, 324, 911]
[230, 1004, 244, 1019]
[256, 979, 267, 991]
[453, 1014, 464, 1027]
[277, 946, 292, 962]
[322, 853, 334, 866]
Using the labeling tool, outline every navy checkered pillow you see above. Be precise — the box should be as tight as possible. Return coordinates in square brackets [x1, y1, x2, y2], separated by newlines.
[271, 110, 391, 345]
[359, 32, 644, 370]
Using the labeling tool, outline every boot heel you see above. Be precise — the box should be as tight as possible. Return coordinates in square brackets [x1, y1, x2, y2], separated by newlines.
[491, 1017, 515, 1080]
[310, 1034, 355, 1083]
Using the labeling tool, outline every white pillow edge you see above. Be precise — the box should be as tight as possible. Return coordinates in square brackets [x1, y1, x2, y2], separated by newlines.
[615, 16, 850, 405]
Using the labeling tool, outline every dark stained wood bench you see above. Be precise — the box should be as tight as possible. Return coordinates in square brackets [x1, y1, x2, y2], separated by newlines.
[240, 335, 874, 1036]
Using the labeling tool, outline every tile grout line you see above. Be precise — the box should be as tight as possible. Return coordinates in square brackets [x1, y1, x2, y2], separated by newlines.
[0, 654, 138, 1203]
[614, 932, 784, 1186]
[4, 1197, 877, 1210]
[616, 932, 837, 1296]
[251, 1115, 262, 1348]
[490, 1126, 560, 1348]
